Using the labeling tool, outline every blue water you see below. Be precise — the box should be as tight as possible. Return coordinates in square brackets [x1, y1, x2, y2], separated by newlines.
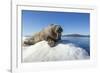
[61, 37, 90, 55]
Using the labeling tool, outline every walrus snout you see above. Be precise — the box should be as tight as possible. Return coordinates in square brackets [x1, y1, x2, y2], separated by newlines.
[57, 26, 63, 33]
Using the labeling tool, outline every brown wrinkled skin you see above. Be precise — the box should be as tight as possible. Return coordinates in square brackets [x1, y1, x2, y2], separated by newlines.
[24, 24, 63, 47]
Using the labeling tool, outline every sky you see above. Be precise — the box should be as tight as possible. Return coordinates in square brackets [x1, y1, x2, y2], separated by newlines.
[22, 10, 90, 36]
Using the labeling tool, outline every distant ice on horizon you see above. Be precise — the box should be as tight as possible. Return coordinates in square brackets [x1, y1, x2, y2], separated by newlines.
[22, 37, 89, 62]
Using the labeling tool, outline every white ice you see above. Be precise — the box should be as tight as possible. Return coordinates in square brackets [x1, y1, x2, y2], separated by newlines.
[22, 38, 89, 62]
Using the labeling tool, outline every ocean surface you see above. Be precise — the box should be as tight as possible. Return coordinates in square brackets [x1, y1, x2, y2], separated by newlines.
[61, 36, 90, 56]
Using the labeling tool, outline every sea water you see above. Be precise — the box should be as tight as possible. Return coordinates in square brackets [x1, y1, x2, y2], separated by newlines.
[61, 37, 90, 55]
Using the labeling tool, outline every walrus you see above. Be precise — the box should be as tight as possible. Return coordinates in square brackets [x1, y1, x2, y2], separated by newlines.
[24, 24, 63, 47]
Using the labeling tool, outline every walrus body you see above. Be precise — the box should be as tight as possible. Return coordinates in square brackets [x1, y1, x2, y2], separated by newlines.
[24, 24, 63, 47]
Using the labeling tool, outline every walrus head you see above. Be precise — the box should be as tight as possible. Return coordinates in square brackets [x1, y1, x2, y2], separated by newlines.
[50, 24, 63, 41]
